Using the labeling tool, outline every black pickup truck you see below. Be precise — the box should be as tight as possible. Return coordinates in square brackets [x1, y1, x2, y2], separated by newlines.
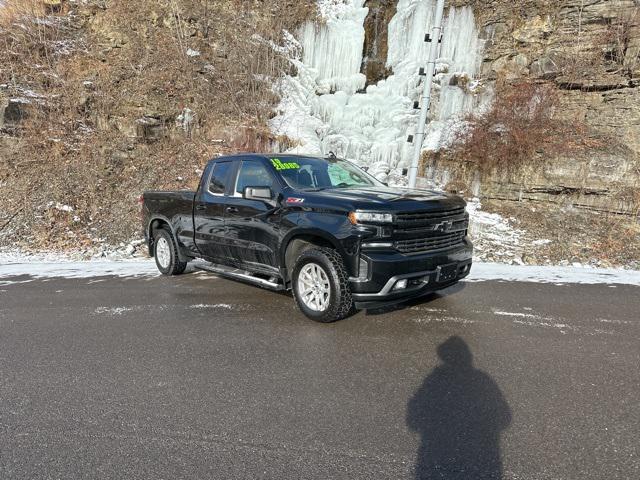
[142, 154, 472, 322]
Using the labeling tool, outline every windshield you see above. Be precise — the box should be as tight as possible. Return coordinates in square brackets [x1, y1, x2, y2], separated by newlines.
[270, 156, 383, 190]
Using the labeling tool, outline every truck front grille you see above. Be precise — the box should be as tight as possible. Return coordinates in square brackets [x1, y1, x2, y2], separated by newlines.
[389, 207, 469, 254]
[394, 209, 468, 237]
[395, 207, 466, 232]
[395, 231, 466, 254]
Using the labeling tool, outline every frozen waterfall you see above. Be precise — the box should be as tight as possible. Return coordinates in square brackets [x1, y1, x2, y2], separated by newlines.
[270, 0, 485, 184]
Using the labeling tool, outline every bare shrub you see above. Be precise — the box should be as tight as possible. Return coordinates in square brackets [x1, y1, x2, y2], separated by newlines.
[557, 6, 640, 83]
[214, 1, 315, 123]
[450, 81, 588, 174]
[228, 124, 298, 153]
[602, 7, 640, 75]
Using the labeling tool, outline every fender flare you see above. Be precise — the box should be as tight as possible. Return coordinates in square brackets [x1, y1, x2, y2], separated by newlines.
[147, 215, 189, 262]
[147, 215, 174, 240]
[279, 228, 350, 279]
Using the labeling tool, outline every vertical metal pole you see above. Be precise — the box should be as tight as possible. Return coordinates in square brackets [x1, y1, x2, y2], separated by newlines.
[408, 0, 446, 188]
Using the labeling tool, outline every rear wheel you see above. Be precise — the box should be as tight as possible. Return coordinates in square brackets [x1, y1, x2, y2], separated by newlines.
[292, 247, 354, 322]
[153, 228, 187, 275]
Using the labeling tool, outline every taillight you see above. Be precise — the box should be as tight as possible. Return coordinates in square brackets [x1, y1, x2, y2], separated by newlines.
[138, 195, 144, 221]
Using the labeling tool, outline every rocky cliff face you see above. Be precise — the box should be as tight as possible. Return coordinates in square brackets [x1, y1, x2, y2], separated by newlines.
[311, 0, 639, 214]
[442, 0, 640, 214]
[0, 0, 315, 249]
[0, 0, 638, 255]
[361, 0, 397, 85]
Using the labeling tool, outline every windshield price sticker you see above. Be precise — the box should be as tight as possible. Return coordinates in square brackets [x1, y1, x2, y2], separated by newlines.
[271, 158, 300, 171]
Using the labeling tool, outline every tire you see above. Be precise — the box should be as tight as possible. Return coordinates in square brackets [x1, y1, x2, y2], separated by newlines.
[292, 247, 354, 322]
[153, 228, 187, 276]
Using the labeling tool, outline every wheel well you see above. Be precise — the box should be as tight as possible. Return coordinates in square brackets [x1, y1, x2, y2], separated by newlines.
[148, 218, 171, 256]
[284, 235, 336, 277]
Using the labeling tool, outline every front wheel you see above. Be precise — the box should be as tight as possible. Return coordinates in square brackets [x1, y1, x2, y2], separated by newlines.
[292, 247, 354, 322]
[153, 228, 187, 275]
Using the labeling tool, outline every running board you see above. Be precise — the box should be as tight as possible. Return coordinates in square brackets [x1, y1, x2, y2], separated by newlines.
[195, 263, 285, 291]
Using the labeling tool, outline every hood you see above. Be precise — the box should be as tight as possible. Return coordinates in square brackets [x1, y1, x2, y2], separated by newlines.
[293, 186, 466, 213]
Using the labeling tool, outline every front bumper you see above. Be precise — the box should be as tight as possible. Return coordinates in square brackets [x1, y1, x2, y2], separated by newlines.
[350, 239, 473, 309]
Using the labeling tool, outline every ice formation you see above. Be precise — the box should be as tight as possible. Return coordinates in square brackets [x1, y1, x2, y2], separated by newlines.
[270, 0, 485, 183]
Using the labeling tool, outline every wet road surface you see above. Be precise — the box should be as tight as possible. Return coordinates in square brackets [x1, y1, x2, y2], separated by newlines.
[1, 271, 639, 479]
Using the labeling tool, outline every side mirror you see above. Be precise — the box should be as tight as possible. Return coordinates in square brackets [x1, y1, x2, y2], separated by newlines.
[244, 186, 273, 203]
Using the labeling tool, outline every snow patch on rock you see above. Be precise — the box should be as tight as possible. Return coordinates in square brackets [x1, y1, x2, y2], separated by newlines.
[466, 198, 525, 263]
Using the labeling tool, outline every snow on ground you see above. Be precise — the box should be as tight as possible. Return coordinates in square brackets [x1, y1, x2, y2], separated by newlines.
[0, 239, 147, 263]
[0, 259, 159, 281]
[466, 198, 526, 264]
[1, 257, 638, 286]
[468, 263, 640, 286]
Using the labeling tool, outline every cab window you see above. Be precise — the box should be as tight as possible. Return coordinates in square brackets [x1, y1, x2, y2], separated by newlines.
[275, 157, 381, 190]
[208, 162, 232, 195]
[235, 161, 275, 196]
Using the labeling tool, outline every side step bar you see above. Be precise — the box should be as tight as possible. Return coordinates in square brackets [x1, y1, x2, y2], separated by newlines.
[195, 262, 285, 291]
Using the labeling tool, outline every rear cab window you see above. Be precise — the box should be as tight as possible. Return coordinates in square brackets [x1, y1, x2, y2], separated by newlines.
[208, 161, 232, 195]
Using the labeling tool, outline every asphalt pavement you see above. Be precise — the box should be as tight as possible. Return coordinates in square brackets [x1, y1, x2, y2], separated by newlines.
[1, 270, 639, 479]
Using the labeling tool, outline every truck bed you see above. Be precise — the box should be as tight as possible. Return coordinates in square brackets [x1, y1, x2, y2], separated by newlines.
[143, 190, 196, 218]
[142, 191, 197, 255]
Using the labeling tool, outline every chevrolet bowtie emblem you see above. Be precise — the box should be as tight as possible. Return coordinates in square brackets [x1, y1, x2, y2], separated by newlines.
[431, 220, 453, 233]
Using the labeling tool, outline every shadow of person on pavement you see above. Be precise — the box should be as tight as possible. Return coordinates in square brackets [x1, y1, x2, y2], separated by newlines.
[407, 336, 511, 480]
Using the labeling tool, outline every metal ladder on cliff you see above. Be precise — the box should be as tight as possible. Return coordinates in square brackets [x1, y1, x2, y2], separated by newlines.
[407, 0, 447, 188]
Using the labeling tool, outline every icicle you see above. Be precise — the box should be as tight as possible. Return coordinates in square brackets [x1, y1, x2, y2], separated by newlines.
[269, 0, 486, 186]
[299, 1, 368, 94]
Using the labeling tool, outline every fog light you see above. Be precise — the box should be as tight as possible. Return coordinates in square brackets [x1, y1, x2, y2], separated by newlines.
[393, 279, 408, 291]
[362, 242, 393, 248]
[358, 258, 369, 280]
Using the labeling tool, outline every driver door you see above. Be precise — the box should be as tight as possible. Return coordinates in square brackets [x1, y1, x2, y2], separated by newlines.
[224, 160, 281, 272]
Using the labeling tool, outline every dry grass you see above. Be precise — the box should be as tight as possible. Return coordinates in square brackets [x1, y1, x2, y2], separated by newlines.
[0, 0, 316, 249]
[0, 0, 47, 24]
[482, 199, 640, 268]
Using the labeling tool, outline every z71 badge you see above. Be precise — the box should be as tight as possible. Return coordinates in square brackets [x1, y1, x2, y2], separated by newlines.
[286, 197, 305, 204]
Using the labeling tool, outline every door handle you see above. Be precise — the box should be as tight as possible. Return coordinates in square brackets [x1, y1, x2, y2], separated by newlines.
[195, 204, 206, 211]
[226, 206, 239, 213]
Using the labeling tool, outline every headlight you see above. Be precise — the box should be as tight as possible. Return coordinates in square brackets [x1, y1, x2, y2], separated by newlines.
[348, 211, 394, 225]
